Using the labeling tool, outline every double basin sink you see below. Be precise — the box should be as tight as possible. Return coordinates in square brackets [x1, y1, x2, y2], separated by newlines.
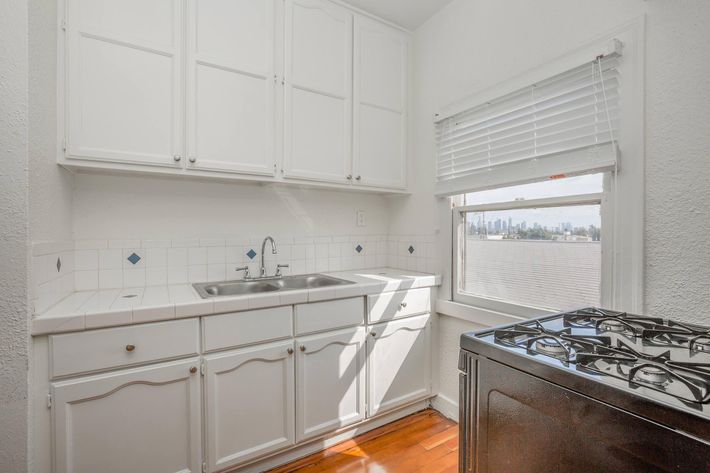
[193, 273, 355, 299]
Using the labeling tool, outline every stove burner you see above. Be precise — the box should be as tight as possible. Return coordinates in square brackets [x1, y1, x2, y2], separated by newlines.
[599, 319, 626, 332]
[691, 337, 710, 353]
[535, 338, 568, 357]
[634, 365, 669, 385]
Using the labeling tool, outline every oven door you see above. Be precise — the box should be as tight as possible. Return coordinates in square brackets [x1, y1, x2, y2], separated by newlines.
[460, 353, 710, 473]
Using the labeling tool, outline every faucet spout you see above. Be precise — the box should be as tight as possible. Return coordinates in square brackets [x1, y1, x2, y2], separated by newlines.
[260, 236, 277, 277]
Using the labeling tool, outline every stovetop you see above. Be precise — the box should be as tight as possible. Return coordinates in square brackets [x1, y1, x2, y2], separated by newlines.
[462, 308, 710, 421]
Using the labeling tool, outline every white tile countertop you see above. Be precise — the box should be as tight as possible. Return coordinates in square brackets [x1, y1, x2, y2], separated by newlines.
[32, 268, 441, 335]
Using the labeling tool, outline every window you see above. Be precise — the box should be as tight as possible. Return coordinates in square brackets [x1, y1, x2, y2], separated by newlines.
[454, 174, 606, 313]
[441, 21, 645, 316]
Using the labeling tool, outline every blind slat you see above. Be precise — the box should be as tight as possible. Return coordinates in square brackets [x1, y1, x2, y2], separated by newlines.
[436, 55, 620, 192]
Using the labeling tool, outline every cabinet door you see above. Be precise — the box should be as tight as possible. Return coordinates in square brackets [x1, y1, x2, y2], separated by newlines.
[283, 0, 353, 184]
[186, 0, 276, 175]
[65, 0, 182, 167]
[296, 327, 366, 442]
[367, 314, 431, 416]
[52, 359, 202, 473]
[353, 16, 408, 189]
[204, 340, 295, 472]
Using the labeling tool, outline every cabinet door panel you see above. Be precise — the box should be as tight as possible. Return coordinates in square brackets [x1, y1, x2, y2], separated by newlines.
[187, 0, 275, 175]
[52, 359, 202, 473]
[296, 327, 366, 442]
[66, 0, 181, 166]
[356, 105, 406, 188]
[353, 16, 408, 189]
[284, 0, 352, 183]
[367, 314, 431, 416]
[288, 89, 349, 181]
[204, 341, 295, 472]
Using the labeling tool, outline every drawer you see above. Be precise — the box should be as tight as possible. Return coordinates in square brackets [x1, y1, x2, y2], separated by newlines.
[50, 319, 199, 378]
[203, 306, 293, 352]
[368, 288, 431, 323]
[295, 297, 364, 335]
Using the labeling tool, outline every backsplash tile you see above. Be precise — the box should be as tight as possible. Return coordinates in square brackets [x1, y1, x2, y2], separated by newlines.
[31, 234, 438, 312]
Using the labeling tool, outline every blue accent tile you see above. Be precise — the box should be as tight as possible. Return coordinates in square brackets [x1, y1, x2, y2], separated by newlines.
[356, 245, 363, 253]
[246, 249, 257, 260]
[127, 252, 141, 265]
[56, 257, 62, 272]
[408, 246, 415, 254]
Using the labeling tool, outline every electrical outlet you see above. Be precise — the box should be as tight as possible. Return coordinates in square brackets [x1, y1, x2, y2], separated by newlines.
[356, 210, 366, 227]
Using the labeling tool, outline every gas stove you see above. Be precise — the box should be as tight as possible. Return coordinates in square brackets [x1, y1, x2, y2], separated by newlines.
[459, 308, 710, 472]
[491, 308, 710, 406]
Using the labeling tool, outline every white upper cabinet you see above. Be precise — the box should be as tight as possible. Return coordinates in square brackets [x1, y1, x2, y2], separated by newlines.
[60, 0, 410, 192]
[186, 0, 276, 175]
[283, 0, 353, 184]
[52, 359, 202, 473]
[203, 341, 295, 472]
[295, 327, 366, 442]
[353, 15, 409, 189]
[65, 0, 182, 167]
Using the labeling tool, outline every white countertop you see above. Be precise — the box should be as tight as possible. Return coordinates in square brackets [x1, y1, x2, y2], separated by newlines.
[32, 268, 441, 335]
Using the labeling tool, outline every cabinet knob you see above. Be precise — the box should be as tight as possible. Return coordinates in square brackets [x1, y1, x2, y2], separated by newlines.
[188, 157, 196, 164]
[356, 175, 362, 181]
[346, 175, 353, 180]
[299, 345, 306, 352]
[173, 155, 181, 162]
[189, 366, 198, 374]
[125, 344, 136, 352]
[370, 331, 377, 337]
[399, 302, 408, 309]
[287, 348, 294, 355]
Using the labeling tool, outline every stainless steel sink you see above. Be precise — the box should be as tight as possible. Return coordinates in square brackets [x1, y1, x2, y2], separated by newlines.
[193, 274, 355, 299]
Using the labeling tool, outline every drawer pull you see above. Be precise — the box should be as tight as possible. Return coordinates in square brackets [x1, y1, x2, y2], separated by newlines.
[189, 366, 198, 374]
[300, 345, 306, 352]
[287, 348, 294, 355]
[125, 344, 136, 352]
[399, 302, 408, 310]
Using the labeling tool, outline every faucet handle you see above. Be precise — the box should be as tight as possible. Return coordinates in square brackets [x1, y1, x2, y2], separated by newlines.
[275, 264, 290, 277]
[235, 266, 250, 279]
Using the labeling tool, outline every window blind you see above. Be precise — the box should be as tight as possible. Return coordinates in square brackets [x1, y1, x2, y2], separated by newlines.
[435, 54, 620, 196]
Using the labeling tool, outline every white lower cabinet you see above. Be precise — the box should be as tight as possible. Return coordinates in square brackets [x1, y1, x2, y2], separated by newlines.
[51, 358, 203, 473]
[204, 340, 295, 472]
[367, 314, 431, 416]
[296, 326, 367, 442]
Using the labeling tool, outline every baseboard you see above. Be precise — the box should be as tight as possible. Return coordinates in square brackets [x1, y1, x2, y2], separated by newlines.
[430, 394, 458, 422]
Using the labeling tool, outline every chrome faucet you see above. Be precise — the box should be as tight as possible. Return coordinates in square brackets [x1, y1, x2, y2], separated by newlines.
[260, 236, 277, 278]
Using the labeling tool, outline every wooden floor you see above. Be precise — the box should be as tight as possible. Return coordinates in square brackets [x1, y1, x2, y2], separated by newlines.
[268, 410, 459, 473]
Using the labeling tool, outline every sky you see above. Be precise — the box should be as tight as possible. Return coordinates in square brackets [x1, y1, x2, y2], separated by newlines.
[465, 173, 603, 228]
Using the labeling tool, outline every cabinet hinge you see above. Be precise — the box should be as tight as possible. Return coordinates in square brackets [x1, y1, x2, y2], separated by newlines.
[62, 139, 67, 153]
[201, 461, 207, 473]
[200, 362, 205, 376]
[274, 74, 278, 84]
[60, 19, 67, 31]
[47, 393, 52, 409]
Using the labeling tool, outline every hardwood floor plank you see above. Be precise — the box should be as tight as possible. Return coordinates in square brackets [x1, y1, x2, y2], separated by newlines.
[268, 409, 459, 473]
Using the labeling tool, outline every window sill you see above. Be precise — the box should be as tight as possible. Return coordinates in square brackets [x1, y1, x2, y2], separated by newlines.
[435, 299, 529, 327]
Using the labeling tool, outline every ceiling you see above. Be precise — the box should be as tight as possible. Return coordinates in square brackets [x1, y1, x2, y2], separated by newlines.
[342, 0, 454, 30]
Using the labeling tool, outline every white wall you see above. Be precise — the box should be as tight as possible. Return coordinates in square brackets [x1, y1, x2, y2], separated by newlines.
[0, 0, 30, 470]
[404, 0, 710, 415]
[73, 174, 389, 240]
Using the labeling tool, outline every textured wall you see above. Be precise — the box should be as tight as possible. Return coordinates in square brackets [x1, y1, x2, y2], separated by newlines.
[643, 1, 710, 324]
[29, 0, 74, 244]
[0, 0, 30, 471]
[407, 0, 710, 412]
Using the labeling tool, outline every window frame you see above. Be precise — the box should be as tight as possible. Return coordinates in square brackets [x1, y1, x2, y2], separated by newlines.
[452, 184, 607, 316]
